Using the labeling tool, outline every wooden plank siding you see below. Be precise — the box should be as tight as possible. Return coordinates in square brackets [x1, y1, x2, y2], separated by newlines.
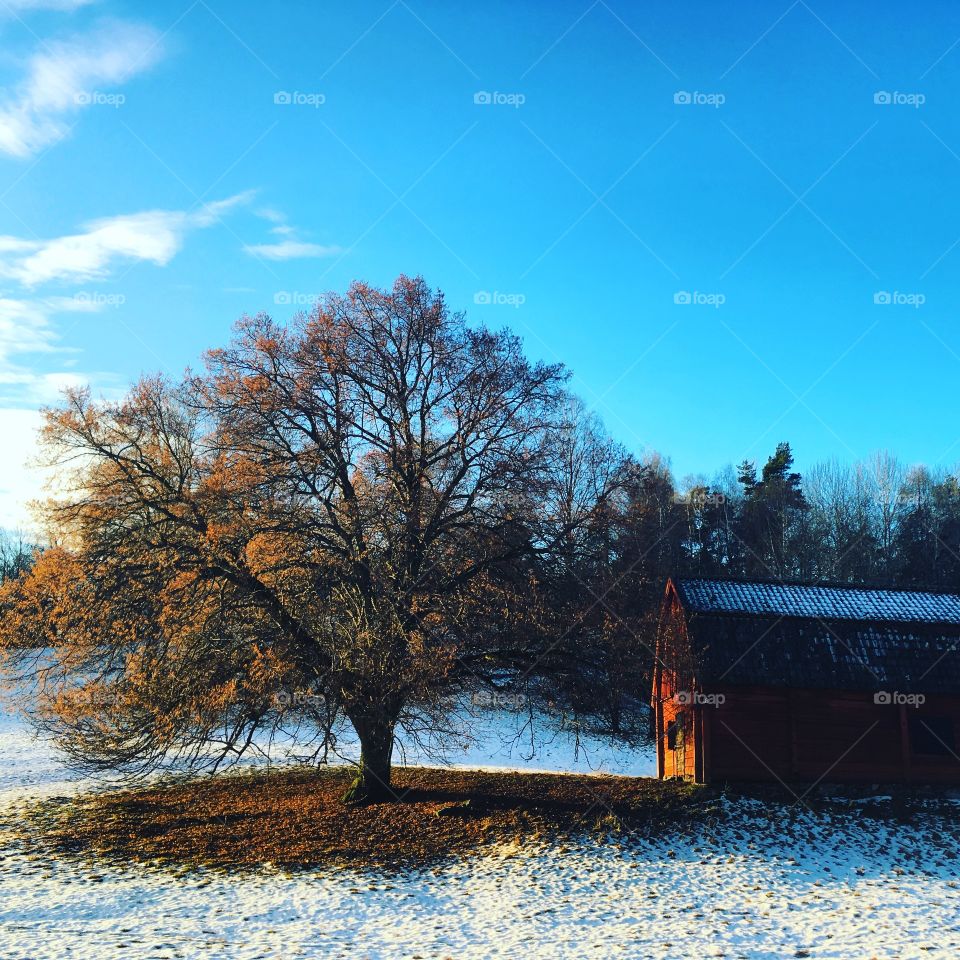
[659, 682, 960, 785]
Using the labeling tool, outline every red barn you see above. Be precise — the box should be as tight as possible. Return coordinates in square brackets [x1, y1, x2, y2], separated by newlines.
[653, 577, 960, 785]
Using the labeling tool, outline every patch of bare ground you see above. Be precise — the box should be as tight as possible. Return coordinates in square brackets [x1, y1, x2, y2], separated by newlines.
[16, 767, 709, 872]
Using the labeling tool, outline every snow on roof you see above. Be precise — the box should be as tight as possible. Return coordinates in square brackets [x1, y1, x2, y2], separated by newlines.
[675, 578, 960, 625]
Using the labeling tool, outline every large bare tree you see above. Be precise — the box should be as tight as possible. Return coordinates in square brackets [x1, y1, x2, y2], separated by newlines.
[0, 276, 626, 802]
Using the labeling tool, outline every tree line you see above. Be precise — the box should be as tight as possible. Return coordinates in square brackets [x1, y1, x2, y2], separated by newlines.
[656, 444, 960, 589]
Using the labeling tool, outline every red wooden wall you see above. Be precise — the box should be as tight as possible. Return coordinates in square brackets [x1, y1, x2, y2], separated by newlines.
[703, 686, 960, 785]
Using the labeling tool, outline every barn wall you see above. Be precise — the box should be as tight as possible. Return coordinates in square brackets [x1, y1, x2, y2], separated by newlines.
[704, 685, 960, 785]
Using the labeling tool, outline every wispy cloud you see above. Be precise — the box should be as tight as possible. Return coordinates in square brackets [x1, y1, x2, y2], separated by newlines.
[243, 239, 341, 260]
[0, 297, 60, 357]
[0, 290, 128, 529]
[1, 0, 97, 12]
[0, 194, 252, 406]
[0, 192, 253, 286]
[0, 19, 163, 158]
[244, 207, 339, 260]
[255, 207, 285, 224]
[0, 294, 120, 404]
[0, 292, 109, 358]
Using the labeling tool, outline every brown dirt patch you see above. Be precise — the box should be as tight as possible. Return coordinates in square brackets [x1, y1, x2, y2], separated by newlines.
[20, 766, 709, 872]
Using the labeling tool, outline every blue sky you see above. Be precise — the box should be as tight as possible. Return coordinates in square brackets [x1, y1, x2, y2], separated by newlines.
[2, 0, 960, 527]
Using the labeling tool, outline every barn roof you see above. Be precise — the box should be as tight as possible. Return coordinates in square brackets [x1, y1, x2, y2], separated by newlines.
[669, 578, 960, 693]
[675, 577, 960, 624]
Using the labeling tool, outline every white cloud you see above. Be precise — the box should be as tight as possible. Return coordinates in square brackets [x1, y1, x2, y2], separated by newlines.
[0, 237, 38, 254]
[0, 293, 100, 362]
[0, 20, 163, 158]
[0, 297, 58, 356]
[246, 208, 338, 259]
[0, 296, 123, 530]
[0, 296, 117, 528]
[0, 191, 254, 530]
[0, 192, 253, 286]
[243, 239, 341, 260]
[12, 212, 188, 283]
[0, 193, 252, 435]
[255, 207, 285, 223]
[1, 0, 96, 11]
[0, 183, 255, 528]
[0, 295, 100, 386]
[191, 192, 255, 226]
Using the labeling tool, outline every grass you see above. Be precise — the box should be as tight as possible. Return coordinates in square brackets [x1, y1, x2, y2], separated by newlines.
[18, 766, 711, 872]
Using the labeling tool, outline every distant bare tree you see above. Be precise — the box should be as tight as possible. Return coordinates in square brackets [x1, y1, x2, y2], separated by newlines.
[0, 530, 32, 583]
[865, 451, 906, 579]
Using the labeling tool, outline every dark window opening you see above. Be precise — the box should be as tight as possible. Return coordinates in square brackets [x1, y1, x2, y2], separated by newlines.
[666, 715, 686, 751]
[909, 716, 957, 758]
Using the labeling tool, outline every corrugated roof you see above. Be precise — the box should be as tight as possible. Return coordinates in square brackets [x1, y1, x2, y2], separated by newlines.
[686, 615, 960, 692]
[675, 578, 960, 625]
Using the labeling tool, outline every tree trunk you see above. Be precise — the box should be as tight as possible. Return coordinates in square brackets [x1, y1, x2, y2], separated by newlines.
[343, 714, 396, 805]
[609, 695, 622, 735]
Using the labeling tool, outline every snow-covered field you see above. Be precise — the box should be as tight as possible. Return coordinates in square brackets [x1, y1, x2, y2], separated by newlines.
[3, 701, 960, 959]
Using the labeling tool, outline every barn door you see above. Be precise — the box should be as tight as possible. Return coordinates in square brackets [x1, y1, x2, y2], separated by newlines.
[666, 710, 690, 778]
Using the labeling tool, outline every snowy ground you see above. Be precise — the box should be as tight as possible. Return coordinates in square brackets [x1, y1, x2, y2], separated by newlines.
[2, 702, 960, 959]
[0, 696, 654, 803]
